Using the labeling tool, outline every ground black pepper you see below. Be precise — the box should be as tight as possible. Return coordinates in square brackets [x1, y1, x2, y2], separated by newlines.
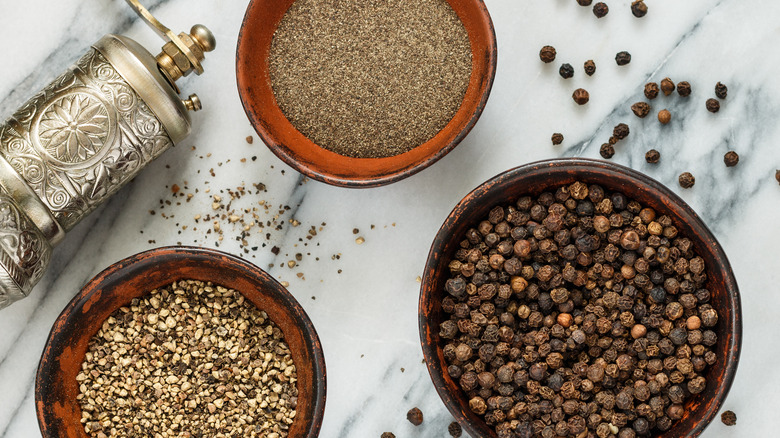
[631, 102, 651, 118]
[644, 83, 660, 100]
[724, 151, 739, 167]
[593, 2, 609, 17]
[615, 51, 632, 66]
[600, 143, 615, 159]
[658, 109, 671, 124]
[407, 407, 424, 426]
[715, 82, 728, 99]
[706, 99, 720, 113]
[645, 149, 660, 164]
[448, 421, 463, 437]
[721, 410, 737, 426]
[631, 0, 647, 17]
[560, 63, 575, 79]
[552, 133, 564, 145]
[660, 78, 675, 96]
[679, 172, 695, 188]
[573, 88, 590, 105]
[584, 60, 596, 76]
[540, 46, 557, 63]
[677, 81, 692, 97]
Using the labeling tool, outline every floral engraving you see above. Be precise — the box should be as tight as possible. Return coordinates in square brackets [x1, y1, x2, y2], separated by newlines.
[38, 93, 110, 163]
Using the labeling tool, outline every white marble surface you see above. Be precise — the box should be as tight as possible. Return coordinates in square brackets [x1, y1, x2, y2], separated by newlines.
[0, 0, 778, 436]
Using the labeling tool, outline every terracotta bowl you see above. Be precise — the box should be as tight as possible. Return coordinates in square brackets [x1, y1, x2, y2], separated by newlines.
[36, 246, 326, 438]
[236, 0, 497, 188]
[419, 159, 741, 437]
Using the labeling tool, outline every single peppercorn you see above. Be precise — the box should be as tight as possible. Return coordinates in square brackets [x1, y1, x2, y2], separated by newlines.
[560, 63, 575, 79]
[573, 88, 590, 105]
[593, 2, 609, 17]
[645, 82, 660, 99]
[600, 143, 615, 159]
[631, 102, 651, 118]
[381, 433, 396, 438]
[660, 78, 675, 96]
[677, 81, 692, 97]
[658, 109, 671, 124]
[721, 410, 737, 426]
[645, 149, 660, 164]
[540, 45, 557, 63]
[615, 51, 632, 66]
[552, 133, 564, 145]
[706, 98, 720, 113]
[776, 169, 780, 185]
[613, 123, 630, 140]
[631, 0, 648, 17]
[584, 59, 596, 76]
[448, 422, 463, 437]
[407, 407, 424, 426]
[577, 0, 593, 5]
[724, 151, 739, 167]
[715, 82, 728, 99]
[679, 172, 695, 188]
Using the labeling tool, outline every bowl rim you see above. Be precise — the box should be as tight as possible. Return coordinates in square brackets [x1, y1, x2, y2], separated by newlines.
[419, 158, 742, 437]
[235, 0, 498, 188]
[35, 246, 326, 438]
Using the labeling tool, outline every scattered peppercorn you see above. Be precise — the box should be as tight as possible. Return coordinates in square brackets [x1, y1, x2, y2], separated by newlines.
[559, 64, 577, 80]
[552, 133, 564, 145]
[584, 59, 596, 76]
[721, 410, 737, 426]
[715, 82, 728, 99]
[658, 109, 672, 124]
[577, 0, 593, 5]
[573, 88, 590, 105]
[631, 102, 651, 118]
[600, 143, 615, 159]
[448, 422, 463, 437]
[615, 51, 632, 66]
[381, 433, 396, 438]
[645, 82, 660, 99]
[706, 98, 720, 113]
[407, 407, 424, 426]
[613, 123, 630, 140]
[724, 151, 739, 167]
[540, 45, 557, 63]
[645, 149, 661, 163]
[776, 170, 780, 185]
[631, 0, 648, 17]
[660, 78, 675, 96]
[593, 2, 609, 17]
[677, 81, 692, 97]
[679, 172, 695, 188]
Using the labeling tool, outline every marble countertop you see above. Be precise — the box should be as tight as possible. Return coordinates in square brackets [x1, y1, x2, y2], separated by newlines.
[0, 0, 777, 436]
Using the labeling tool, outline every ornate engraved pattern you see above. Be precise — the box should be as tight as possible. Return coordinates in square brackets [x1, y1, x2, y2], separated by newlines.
[0, 186, 52, 310]
[0, 49, 174, 231]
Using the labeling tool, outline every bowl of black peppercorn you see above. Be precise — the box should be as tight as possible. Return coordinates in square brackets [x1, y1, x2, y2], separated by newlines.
[419, 158, 741, 438]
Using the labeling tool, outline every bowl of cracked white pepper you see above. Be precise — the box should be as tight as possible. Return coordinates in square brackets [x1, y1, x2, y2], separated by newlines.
[35, 246, 326, 438]
[419, 158, 741, 438]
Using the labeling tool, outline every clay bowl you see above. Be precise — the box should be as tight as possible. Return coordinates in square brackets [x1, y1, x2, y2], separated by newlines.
[419, 159, 741, 437]
[36, 246, 326, 438]
[236, 0, 497, 188]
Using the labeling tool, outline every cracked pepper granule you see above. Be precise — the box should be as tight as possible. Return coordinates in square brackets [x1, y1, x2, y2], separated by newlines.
[269, 0, 472, 158]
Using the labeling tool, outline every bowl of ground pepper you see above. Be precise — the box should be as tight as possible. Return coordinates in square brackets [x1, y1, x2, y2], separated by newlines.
[35, 246, 326, 438]
[419, 159, 741, 438]
[236, 0, 497, 187]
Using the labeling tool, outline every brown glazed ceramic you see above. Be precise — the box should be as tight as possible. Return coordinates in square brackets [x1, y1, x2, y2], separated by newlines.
[419, 159, 741, 437]
[36, 246, 326, 438]
[236, 0, 497, 188]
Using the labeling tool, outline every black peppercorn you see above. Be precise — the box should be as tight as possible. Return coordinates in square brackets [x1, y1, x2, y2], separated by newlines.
[677, 81, 692, 97]
[776, 169, 780, 185]
[644, 82, 659, 100]
[407, 407, 424, 426]
[721, 410, 737, 426]
[552, 133, 564, 145]
[631, 102, 650, 118]
[448, 421, 463, 437]
[715, 82, 728, 99]
[645, 149, 660, 164]
[678, 172, 695, 189]
[706, 98, 720, 113]
[599, 143, 615, 159]
[381, 433, 396, 438]
[615, 51, 632, 66]
[540, 45, 557, 63]
[573, 88, 590, 105]
[559, 63, 575, 79]
[577, 0, 593, 5]
[613, 123, 630, 140]
[593, 2, 609, 18]
[584, 59, 596, 76]
[631, 0, 647, 17]
[660, 78, 675, 96]
[724, 151, 739, 167]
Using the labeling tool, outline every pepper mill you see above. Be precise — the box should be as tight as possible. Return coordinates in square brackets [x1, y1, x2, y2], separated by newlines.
[0, 0, 215, 309]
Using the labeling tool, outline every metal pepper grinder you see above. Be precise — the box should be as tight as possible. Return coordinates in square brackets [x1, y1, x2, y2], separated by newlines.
[0, 0, 215, 310]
